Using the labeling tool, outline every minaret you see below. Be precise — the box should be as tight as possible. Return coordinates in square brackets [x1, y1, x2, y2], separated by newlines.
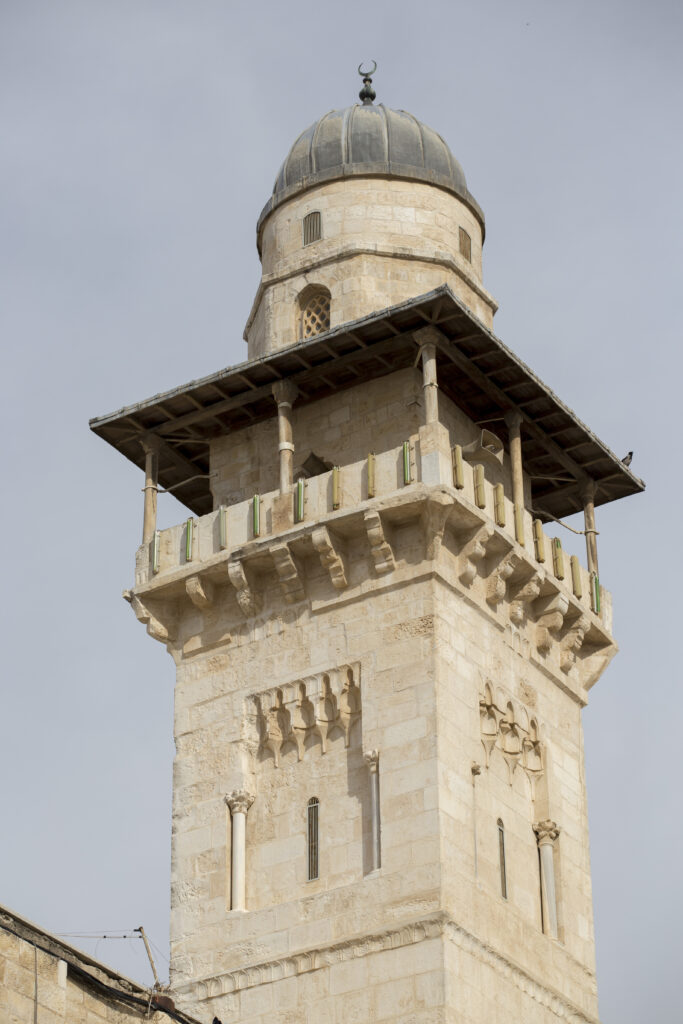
[91, 68, 644, 1024]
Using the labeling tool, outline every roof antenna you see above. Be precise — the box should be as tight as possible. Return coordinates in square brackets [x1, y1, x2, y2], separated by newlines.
[134, 926, 160, 989]
[358, 62, 377, 105]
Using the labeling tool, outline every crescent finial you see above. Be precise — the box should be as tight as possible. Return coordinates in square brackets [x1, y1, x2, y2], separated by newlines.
[358, 62, 377, 105]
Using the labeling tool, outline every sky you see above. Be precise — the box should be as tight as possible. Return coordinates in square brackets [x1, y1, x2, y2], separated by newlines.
[0, 1, 681, 1020]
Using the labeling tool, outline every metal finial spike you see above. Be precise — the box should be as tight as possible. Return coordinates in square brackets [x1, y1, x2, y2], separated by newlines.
[358, 61, 377, 105]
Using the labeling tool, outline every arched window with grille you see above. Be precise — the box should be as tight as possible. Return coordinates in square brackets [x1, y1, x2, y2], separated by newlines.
[300, 287, 331, 340]
[497, 818, 507, 899]
[307, 797, 319, 881]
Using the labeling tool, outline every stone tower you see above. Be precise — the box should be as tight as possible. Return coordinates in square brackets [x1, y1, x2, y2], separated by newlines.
[91, 69, 643, 1024]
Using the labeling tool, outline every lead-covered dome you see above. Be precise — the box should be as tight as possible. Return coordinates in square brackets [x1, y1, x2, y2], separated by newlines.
[257, 103, 485, 240]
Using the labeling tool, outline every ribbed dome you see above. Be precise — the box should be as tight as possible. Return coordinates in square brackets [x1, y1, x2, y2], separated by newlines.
[257, 103, 484, 240]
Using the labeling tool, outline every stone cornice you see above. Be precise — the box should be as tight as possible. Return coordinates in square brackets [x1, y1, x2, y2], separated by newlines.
[243, 243, 498, 339]
[174, 912, 598, 1024]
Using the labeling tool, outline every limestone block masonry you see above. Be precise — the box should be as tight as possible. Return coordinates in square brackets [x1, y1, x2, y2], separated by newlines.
[122, 371, 616, 1024]
[92, 81, 644, 1024]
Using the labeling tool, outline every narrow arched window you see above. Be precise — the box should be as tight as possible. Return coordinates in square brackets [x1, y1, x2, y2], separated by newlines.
[300, 288, 331, 339]
[307, 797, 319, 881]
[303, 211, 322, 245]
[497, 818, 507, 899]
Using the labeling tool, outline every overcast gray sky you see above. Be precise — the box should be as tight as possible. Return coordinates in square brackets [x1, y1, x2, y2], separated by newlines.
[1, 1, 680, 1020]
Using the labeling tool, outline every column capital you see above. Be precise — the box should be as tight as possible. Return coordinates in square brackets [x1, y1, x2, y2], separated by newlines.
[140, 433, 161, 456]
[533, 819, 560, 845]
[580, 478, 597, 503]
[413, 325, 445, 349]
[225, 789, 255, 815]
[272, 380, 298, 407]
[504, 409, 523, 431]
[364, 749, 380, 773]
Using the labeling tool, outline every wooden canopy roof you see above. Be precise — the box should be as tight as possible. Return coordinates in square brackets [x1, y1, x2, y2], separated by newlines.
[90, 286, 644, 520]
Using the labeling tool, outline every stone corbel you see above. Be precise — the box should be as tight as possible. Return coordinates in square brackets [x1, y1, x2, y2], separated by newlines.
[123, 590, 173, 644]
[533, 592, 569, 654]
[228, 558, 260, 617]
[422, 494, 452, 561]
[486, 552, 521, 609]
[185, 574, 214, 609]
[271, 542, 306, 604]
[509, 574, 543, 625]
[311, 526, 347, 591]
[560, 614, 591, 673]
[458, 525, 494, 587]
[364, 510, 394, 575]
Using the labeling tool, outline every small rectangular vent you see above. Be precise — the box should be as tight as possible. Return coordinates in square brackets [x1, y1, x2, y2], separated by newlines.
[303, 211, 322, 246]
[459, 227, 472, 262]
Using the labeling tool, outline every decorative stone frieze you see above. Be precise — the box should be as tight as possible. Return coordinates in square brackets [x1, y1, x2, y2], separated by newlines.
[479, 681, 544, 786]
[248, 663, 361, 765]
[177, 912, 598, 1024]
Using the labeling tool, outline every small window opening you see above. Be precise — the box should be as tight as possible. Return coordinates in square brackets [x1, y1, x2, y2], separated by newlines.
[497, 818, 507, 899]
[303, 211, 322, 246]
[307, 797, 319, 881]
[459, 227, 472, 262]
[301, 289, 331, 339]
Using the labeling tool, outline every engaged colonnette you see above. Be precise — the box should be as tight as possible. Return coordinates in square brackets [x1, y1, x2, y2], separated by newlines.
[91, 66, 644, 1024]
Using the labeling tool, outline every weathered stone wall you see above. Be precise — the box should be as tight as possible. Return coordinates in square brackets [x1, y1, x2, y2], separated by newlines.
[0, 914, 170, 1024]
[246, 177, 498, 357]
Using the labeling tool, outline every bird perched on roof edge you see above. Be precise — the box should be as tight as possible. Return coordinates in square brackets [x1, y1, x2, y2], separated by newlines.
[621, 451, 633, 467]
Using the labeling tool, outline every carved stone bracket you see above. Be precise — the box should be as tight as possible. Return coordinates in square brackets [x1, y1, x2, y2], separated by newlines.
[422, 496, 451, 561]
[509, 574, 542, 625]
[311, 526, 347, 591]
[458, 525, 494, 586]
[364, 510, 394, 575]
[560, 615, 590, 673]
[123, 590, 173, 644]
[271, 542, 306, 604]
[486, 552, 521, 609]
[228, 558, 259, 617]
[533, 592, 569, 654]
[185, 574, 214, 609]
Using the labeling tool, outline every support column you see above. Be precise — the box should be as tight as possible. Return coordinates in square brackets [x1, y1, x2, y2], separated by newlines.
[534, 819, 560, 939]
[272, 380, 298, 494]
[505, 410, 525, 545]
[419, 341, 439, 425]
[581, 480, 599, 576]
[141, 436, 160, 545]
[364, 750, 381, 870]
[226, 790, 254, 911]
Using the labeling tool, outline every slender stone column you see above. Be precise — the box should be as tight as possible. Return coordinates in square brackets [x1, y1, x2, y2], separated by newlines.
[225, 790, 254, 911]
[419, 342, 439, 425]
[141, 436, 160, 545]
[504, 410, 525, 510]
[581, 480, 599, 576]
[272, 380, 298, 494]
[534, 819, 560, 938]
[364, 750, 381, 870]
